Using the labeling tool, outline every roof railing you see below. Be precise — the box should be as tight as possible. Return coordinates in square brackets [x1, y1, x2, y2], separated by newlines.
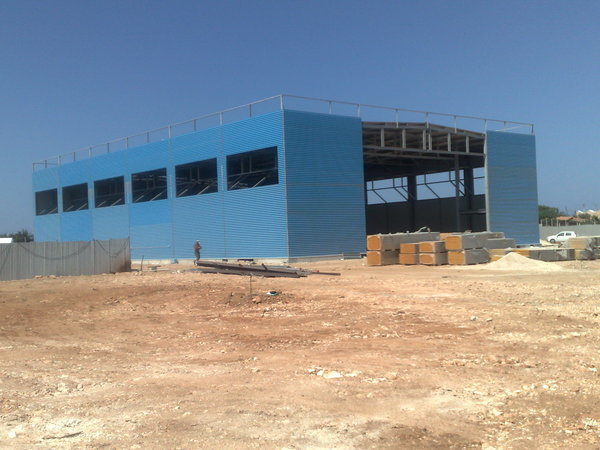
[32, 94, 534, 170]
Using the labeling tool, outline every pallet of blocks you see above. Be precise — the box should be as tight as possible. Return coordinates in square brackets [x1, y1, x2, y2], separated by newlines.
[418, 240, 448, 266]
[367, 231, 440, 266]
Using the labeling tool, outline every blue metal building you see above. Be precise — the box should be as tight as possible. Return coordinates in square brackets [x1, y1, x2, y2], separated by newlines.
[32, 95, 539, 260]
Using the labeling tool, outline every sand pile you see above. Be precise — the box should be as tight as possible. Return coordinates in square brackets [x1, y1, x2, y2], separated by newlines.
[481, 252, 565, 272]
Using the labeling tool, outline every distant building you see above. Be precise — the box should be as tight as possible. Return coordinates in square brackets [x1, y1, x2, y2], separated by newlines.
[32, 95, 539, 260]
[576, 209, 600, 219]
[0, 237, 13, 244]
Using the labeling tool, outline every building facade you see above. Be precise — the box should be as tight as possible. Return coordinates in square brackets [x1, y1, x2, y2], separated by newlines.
[33, 109, 366, 260]
[32, 96, 539, 260]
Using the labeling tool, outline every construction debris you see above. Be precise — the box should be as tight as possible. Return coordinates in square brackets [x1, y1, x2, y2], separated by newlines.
[193, 261, 340, 278]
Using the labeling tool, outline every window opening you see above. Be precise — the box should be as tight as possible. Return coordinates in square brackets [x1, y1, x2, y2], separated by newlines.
[62, 183, 88, 212]
[131, 168, 168, 203]
[227, 147, 278, 191]
[175, 159, 218, 197]
[94, 176, 125, 208]
[35, 189, 58, 215]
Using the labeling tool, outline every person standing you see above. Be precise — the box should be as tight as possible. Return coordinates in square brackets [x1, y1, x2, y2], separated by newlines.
[193, 240, 201, 261]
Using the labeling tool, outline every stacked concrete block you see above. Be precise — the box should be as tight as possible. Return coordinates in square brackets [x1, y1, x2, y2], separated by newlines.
[489, 246, 577, 262]
[418, 240, 448, 266]
[444, 232, 505, 251]
[574, 249, 594, 260]
[419, 252, 449, 265]
[367, 232, 441, 251]
[484, 238, 516, 250]
[367, 250, 400, 266]
[399, 243, 419, 265]
[367, 232, 440, 266]
[419, 241, 446, 253]
[400, 243, 419, 254]
[567, 236, 600, 260]
[566, 236, 600, 250]
[443, 232, 503, 265]
[448, 249, 490, 265]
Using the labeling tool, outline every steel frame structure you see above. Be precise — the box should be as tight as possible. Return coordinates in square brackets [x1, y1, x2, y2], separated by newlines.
[32, 94, 533, 170]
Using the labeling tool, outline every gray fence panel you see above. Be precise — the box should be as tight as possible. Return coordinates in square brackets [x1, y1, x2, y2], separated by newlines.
[0, 238, 130, 281]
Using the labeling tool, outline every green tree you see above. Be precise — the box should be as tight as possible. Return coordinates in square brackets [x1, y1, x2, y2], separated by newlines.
[538, 205, 562, 221]
[0, 229, 34, 242]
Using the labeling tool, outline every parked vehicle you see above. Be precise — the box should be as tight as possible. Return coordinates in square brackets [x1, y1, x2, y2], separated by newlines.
[546, 231, 576, 244]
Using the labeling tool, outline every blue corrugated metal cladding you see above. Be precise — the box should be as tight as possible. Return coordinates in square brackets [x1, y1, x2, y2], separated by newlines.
[283, 110, 365, 257]
[486, 131, 539, 244]
[32, 110, 366, 259]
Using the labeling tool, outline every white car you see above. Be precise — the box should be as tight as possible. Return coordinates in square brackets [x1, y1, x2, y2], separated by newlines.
[546, 231, 576, 244]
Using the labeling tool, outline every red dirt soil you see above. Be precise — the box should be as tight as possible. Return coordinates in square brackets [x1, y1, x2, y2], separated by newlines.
[1, 259, 599, 448]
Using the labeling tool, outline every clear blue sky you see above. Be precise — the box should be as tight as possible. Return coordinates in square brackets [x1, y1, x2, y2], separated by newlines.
[1, 0, 598, 233]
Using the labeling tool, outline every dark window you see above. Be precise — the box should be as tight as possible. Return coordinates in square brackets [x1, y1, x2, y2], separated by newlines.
[94, 176, 125, 208]
[175, 159, 218, 197]
[131, 168, 168, 203]
[227, 147, 278, 191]
[35, 189, 58, 215]
[62, 183, 88, 212]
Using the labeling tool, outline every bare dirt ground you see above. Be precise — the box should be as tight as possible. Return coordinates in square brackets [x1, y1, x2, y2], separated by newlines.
[1, 259, 599, 449]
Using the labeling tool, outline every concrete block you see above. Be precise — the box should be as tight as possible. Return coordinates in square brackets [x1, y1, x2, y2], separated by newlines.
[489, 248, 510, 257]
[419, 252, 448, 266]
[367, 250, 399, 266]
[448, 249, 490, 265]
[444, 232, 505, 250]
[399, 253, 419, 265]
[400, 243, 419, 254]
[483, 238, 516, 249]
[575, 249, 594, 260]
[528, 248, 575, 261]
[419, 241, 446, 253]
[367, 232, 441, 251]
[566, 236, 600, 250]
